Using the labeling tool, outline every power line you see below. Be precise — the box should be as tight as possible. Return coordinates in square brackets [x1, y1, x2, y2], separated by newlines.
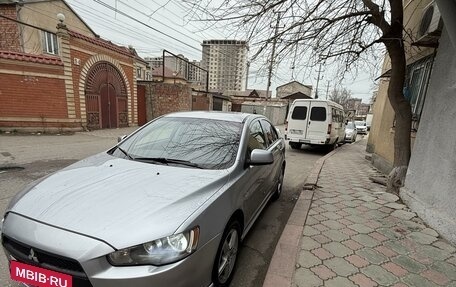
[76, 1, 251, 83]
[19, 0, 256, 90]
[92, 0, 202, 52]
[20, 5, 93, 35]
[71, 1, 202, 58]
[131, 0, 220, 40]
[114, 0, 202, 44]
[90, 0, 250, 83]
[31, 1, 200, 58]
[0, 13, 53, 33]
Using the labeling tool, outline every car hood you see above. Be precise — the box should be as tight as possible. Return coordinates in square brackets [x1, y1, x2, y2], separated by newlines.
[9, 153, 230, 249]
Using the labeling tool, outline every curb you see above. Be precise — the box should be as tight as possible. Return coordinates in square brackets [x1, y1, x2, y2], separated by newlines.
[262, 147, 339, 287]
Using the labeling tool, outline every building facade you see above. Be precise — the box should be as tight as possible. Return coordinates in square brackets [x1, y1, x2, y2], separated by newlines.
[188, 60, 204, 89]
[144, 55, 188, 79]
[367, 0, 437, 172]
[368, 0, 456, 244]
[401, 0, 456, 244]
[0, 0, 142, 131]
[276, 81, 312, 99]
[202, 40, 248, 93]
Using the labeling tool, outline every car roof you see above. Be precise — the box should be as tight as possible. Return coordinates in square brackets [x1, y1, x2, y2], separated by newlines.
[163, 111, 255, 123]
[291, 99, 344, 109]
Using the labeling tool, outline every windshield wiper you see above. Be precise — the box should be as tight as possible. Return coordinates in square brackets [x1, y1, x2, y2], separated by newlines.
[133, 157, 203, 169]
[116, 146, 134, 160]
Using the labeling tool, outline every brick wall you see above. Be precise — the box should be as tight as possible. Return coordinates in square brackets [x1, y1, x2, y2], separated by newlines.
[0, 74, 66, 118]
[149, 83, 192, 118]
[0, 23, 137, 131]
[0, 60, 70, 130]
[0, 4, 21, 52]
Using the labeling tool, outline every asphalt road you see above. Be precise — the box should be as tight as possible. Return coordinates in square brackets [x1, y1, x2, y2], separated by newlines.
[0, 128, 326, 286]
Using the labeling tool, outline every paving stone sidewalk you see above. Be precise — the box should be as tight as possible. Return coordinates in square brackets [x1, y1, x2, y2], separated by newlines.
[293, 141, 456, 287]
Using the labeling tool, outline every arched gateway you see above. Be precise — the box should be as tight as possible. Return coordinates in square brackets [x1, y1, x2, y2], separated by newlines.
[84, 62, 128, 129]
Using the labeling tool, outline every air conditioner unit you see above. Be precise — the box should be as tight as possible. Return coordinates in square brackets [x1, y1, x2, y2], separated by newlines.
[415, 1, 443, 46]
[418, 2, 442, 37]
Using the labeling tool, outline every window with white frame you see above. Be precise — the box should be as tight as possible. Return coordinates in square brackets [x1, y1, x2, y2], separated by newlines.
[43, 31, 58, 55]
[405, 56, 433, 120]
[137, 67, 143, 79]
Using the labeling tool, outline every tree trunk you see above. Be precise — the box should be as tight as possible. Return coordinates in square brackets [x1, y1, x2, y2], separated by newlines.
[385, 40, 412, 194]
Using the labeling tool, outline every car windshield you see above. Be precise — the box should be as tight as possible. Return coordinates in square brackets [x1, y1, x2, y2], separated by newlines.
[346, 122, 355, 129]
[113, 117, 243, 170]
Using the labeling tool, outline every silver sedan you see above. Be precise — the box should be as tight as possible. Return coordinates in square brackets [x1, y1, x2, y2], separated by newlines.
[1, 111, 286, 287]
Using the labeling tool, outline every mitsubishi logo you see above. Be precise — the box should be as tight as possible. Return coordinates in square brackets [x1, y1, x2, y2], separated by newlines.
[28, 248, 39, 263]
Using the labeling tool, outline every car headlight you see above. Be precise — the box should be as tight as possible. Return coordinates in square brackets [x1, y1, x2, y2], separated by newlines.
[107, 226, 200, 266]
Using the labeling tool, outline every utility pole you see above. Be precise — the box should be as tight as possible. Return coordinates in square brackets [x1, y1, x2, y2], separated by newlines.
[315, 63, 322, 99]
[266, 11, 282, 101]
[325, 80, 330, 100]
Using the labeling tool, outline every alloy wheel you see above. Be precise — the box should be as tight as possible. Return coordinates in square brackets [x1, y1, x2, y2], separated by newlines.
[217, 228, 239, 284]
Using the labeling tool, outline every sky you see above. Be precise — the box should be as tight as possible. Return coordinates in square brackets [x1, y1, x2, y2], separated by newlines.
[66, 0, 379, 103]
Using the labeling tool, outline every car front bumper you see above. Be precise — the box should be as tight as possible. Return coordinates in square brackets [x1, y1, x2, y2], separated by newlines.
[2, 213, 220, 287]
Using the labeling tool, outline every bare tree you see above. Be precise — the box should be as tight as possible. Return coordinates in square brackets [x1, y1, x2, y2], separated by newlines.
[184, 0, 410, 192]
[329, 88, 352, 110]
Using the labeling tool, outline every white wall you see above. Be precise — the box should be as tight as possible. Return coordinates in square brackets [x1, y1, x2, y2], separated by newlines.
[402, 27, 456, 244]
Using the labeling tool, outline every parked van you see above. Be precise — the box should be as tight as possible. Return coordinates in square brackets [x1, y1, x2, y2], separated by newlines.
[285, 99, 345, 149]
[366, 113, 373, 131]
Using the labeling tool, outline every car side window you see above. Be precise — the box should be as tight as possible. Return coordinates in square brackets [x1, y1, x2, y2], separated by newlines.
[260, 120, 278, 147]
[247, 120, 267, 157]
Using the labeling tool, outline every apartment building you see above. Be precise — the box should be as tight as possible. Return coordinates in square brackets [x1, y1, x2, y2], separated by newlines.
[202, 40, 248, 93]
[188, 60, 202, 83]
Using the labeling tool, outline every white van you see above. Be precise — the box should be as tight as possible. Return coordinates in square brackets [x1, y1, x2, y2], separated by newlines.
[285, 99, 345, 149]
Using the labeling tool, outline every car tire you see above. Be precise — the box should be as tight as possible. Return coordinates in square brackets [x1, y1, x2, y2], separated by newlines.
[212, 220, 241, 287]
[290, 142, 301, 149]
[327, 142, 336, 151]
[271, 166, 285, 201]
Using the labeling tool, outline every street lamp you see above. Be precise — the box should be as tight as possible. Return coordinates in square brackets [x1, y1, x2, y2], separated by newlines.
[57, 13, 66, 23]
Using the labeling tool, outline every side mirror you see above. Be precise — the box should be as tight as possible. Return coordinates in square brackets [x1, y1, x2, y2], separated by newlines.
[249, 149, 274, 166]
[117, 135, 127, 143]
[275, 127, 283, 139]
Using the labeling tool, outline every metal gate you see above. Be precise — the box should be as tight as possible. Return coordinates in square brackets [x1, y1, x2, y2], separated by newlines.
[85, 62, 128, 129]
